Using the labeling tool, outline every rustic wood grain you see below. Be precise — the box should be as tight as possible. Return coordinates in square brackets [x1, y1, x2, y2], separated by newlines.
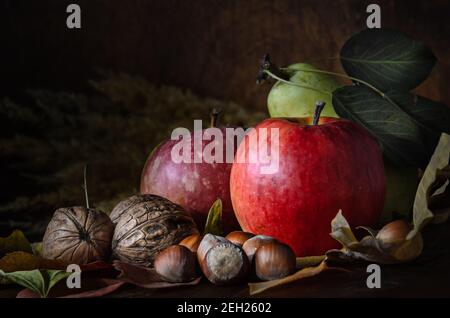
[3, 0, 450, 110]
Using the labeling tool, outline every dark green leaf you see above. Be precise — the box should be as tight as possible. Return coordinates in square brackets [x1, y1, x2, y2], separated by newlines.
[387, 92, 450, 135]
[204, 199, 223, 236]
[340, 29, 436, 91]
[0, 230, 33, 258]
[333, 85, 429, 167]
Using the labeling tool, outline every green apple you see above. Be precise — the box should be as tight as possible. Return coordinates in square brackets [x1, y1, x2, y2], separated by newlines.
[267, 63, 341, 118]
[381, 158, 419, 223]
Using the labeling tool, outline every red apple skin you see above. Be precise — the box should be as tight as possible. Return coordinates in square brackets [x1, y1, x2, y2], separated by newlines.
[140, 128, 240, 232]
[230, 117, 386, 256]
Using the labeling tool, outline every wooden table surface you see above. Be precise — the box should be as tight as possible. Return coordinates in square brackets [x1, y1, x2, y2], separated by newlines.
[1, 222, 450, 298]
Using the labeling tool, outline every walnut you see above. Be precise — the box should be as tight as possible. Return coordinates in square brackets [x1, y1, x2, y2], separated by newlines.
[42, 207, 114, 264]
[111, 194, 198, 267]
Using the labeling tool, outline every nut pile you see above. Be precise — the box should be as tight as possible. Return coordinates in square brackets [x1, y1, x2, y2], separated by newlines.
[153, 231, 297, 284]
[40, 192, 296, 285]
[41, 194, 198, 266]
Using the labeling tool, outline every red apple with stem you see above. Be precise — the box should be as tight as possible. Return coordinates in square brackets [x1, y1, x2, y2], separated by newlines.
[140, 110, 240, 232]
[230, 102, 386, 256]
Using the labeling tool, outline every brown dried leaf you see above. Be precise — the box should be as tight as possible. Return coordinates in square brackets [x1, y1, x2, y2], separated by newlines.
[295, 255, 325, 269]
[330, 210, 358, 247]
[342, 237, 400, 264]
[356, 226, 378, 237]
[113, 260, 201, 288]
[326, 212, 423, 264]
[0, 253, 115, 285]
[249, 261, 328, 295]
[0, 251, 66, 273]
[409, 133, 450, 238]
[80, 261, 114, 272]
[17, 278, 125, 298]
[0, 230, 33, 258]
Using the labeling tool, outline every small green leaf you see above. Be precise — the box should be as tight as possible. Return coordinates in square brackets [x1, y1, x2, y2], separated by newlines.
[0, 269, 46, 297]
[340, 28, 436, 91]
[44, 270, 72, 297]
[0, 230, 33, 258]
[31, 242, 43, 256]
[0, 269, 70, 298]
[408, 133, 450, 239]
[204, 199, 223, 236]
[333, 85, 429, 167]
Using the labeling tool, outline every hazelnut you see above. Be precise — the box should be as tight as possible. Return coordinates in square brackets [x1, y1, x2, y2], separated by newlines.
[179, 233, 202, 252]
[197, 234, 228, 265]
[242, 235, 277, 263]
[376, 220, 412, 243]
[226, 231, 255, 246]
[154, 245, 198, 283]
[254, 241, 296, 281]
[376, 220, 423, 262]
[200, 242, 249, 285]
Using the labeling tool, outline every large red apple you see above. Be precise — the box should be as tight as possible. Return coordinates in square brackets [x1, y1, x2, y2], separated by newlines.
[140, 125, 240, 232]
[230, 113, 386, 256]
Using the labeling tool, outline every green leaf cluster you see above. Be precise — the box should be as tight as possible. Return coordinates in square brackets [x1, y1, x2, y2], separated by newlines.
[334, 28, 449, 168]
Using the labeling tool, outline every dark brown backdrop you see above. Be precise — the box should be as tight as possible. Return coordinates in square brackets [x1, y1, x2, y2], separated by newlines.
[3, 0, 450, 108]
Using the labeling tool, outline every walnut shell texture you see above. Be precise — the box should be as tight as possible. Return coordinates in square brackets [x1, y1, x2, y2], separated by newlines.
[109, 194, 156, 224]
[111, 194, 198, 267]
[42, 206, 114, 264]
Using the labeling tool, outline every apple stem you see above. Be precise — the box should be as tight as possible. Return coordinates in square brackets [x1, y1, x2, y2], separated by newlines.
[263, 69, 331, 96]
[313, 101, 326, 125]
[257, 54, 290, 84]
[83, 164, 90, 209]
[210, 108, 222, 128]
[259, 54, 385, 100]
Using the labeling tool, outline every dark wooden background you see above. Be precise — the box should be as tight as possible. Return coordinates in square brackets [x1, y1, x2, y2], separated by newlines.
[3, 0, 450, 109]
